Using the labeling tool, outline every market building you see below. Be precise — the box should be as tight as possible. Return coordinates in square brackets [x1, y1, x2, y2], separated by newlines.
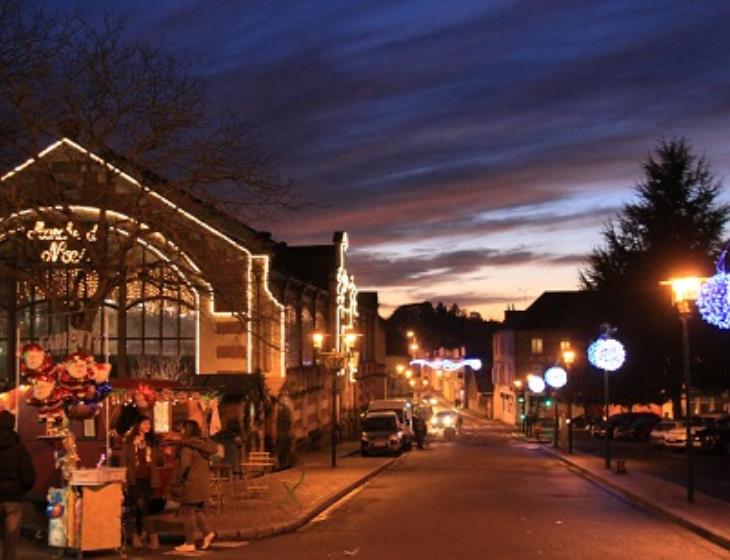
[0, 138, 362, 495]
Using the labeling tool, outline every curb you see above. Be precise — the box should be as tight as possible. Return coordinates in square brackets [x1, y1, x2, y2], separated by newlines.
[539, 446, 730, 551]
[214, 456, 399, 542]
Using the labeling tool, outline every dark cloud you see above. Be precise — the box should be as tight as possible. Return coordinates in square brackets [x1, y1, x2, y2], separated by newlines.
[59, 1, 730, 313]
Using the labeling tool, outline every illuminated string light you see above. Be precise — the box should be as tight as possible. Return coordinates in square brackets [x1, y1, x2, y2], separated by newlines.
[587, 338, 626, 371]
[544, 366, 567, 389]
[410, 358, 482, 372]
[697, 251, 730, 329]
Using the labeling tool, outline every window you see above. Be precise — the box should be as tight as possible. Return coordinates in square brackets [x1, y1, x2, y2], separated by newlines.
[560, 340, 571, 351]
[531, 338, 543, 355]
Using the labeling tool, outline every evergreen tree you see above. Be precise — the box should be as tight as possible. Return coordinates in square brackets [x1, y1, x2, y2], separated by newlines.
[581, 138, 729, 412]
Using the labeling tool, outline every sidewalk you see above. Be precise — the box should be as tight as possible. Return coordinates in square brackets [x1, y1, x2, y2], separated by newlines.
[151, 441, 397, 542]
[512, 431, 730, 551]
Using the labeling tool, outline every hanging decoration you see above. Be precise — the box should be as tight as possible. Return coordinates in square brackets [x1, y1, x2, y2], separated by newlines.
[697, 250, 730, 329]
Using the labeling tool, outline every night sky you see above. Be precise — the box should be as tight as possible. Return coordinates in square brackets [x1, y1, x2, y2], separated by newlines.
[73, 1, 730, 319]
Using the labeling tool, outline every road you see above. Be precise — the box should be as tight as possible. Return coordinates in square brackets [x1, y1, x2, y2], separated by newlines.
[17, 420, 728, 559]
[570, 430, 730, 503]
[207, 421, 725, 559]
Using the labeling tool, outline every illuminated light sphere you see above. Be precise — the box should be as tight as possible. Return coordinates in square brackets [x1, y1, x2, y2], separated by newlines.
[527, 374, 546, 393]
[697, 253, 730, 329]
[587, 338, 626, 372]
[544, 366, 567, 389]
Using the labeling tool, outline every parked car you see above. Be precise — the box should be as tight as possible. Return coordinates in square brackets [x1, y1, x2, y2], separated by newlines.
[368, 399, 414, 449]
[591, 412, 660, 439]
[691, 415, 730, 454]
[361, 411, 405, 456]
[664, 417, 716, 451]
[568, 415, 591, 430]
[649, 420, 679, 448]
[615, 415, 662, 441]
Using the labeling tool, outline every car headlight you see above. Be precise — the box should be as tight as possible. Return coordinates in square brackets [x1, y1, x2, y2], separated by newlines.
[443, 416, 453, 427]
[361, 433, 369, 441]
[430, 417, 438, 426]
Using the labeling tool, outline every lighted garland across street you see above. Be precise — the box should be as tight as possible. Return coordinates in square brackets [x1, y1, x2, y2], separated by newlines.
[587, 338, 626, 372]
[409, 358, 483, 371]
[697, 250, 730, 329]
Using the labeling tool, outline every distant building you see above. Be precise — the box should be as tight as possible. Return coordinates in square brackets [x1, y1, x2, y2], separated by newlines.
[491, 291, 600, 425]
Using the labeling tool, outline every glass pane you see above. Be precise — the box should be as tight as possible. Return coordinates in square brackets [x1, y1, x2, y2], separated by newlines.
[181, 339, 195, 359]
[180, 311, 196, 338]
[127, 305, 142, 337]
[145, 339, 160, 356]
[18, 307, 31, 339]
[0, 341, 8, 381]
[162, 305, 178, 337]
[32, 303, 49, 338]
[105, 306, 118, 339]
[0, 309, 7, 338]
[162, 339, 179, 356]
[144, 303, 160, 339]
[126, 339, 142, 356]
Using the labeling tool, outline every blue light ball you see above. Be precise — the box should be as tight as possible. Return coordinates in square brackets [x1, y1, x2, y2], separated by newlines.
[697, 273, 730, 329]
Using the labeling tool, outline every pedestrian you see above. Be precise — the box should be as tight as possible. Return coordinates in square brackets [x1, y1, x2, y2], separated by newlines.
[0, 410, 36, 560]
[169, 420, 217, 553]
[121, 416, 164, 550]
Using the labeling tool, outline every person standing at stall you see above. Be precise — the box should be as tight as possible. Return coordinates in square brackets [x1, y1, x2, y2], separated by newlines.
[0, 410, 36, 560]
[169, 420, 217, 553]
[121, 416, 164, 550]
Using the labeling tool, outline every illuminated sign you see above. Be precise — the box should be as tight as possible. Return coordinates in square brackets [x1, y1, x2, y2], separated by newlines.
[26, 221, 97, 264]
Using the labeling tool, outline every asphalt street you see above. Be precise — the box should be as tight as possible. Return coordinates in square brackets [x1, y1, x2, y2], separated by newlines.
[17, 421, 729, 559]
[207, 422, 727, 559]
[570, 430, 730, 503]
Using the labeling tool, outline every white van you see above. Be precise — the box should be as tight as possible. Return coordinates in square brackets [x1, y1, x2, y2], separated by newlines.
[367, 399, 414, 449]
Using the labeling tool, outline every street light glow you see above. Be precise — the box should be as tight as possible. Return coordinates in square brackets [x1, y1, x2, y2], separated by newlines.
[661, 276, 705, 314]
[406, 330, 415, 338]
[562, 350, 576, 366]
[312, 332, 325, 350]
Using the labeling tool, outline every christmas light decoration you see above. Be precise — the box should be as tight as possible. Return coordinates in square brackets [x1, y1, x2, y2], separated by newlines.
[697, 251, 730, 329]
[587, 338, 626, 371]
[544, 366, 567, 389]
[410, 358, 483, 372]
[527, 374, 546, 393]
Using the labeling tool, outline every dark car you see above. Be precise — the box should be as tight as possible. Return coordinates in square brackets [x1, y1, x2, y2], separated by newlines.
[591, 412, 660, 439]
[692, 415, 730, 454]
[615, 415, 662, 441]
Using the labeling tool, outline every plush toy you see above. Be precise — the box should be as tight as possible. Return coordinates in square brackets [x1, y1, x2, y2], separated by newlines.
[58, 352, 96, 401]
[19, 343, 54, 382]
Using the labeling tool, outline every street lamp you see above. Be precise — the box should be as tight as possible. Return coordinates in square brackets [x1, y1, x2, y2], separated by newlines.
[662, 276, 704, 503]
[587, 325, 626, 470]
[312, 331, 351, 468]
[562, 350, 576, 453]
[513, 379, 525, 432]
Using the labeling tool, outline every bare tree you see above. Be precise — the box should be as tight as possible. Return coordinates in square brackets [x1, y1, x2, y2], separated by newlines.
[0, 3, 290, 373]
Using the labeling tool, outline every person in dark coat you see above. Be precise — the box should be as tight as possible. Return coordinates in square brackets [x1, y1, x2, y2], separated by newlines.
[121, 416, 165, 550]
[169, 420, 217, 553]
[0, 410, 36, 560]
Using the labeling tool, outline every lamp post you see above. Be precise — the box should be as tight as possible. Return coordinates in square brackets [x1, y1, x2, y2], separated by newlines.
[513, 379, 524, 433]
[663, 276, 704, 503]
[313, 332, 352, 468]
[562, 350, 576, 454]
[587, 325, 626, 470]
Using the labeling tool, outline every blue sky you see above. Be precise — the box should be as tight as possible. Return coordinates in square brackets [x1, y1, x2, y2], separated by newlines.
[73, 0, 730, 318]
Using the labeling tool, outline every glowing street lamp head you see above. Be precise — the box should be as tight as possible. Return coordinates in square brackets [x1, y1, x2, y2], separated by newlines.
[406, 330, 415, 339]
[409, 379, 416, 387]
[344, 332, 358, 348]
[513, 379, 523, 389]
[436, 369, 444, 378]
[396, 364, 405, 374]
[562, 350, 576, 366]
[409, 343, 419, 352]
[405, 369, 413, 379]
[661, 276, 705, 314]
[312, 332, 325, 350]
[587, 338, 626, 372]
